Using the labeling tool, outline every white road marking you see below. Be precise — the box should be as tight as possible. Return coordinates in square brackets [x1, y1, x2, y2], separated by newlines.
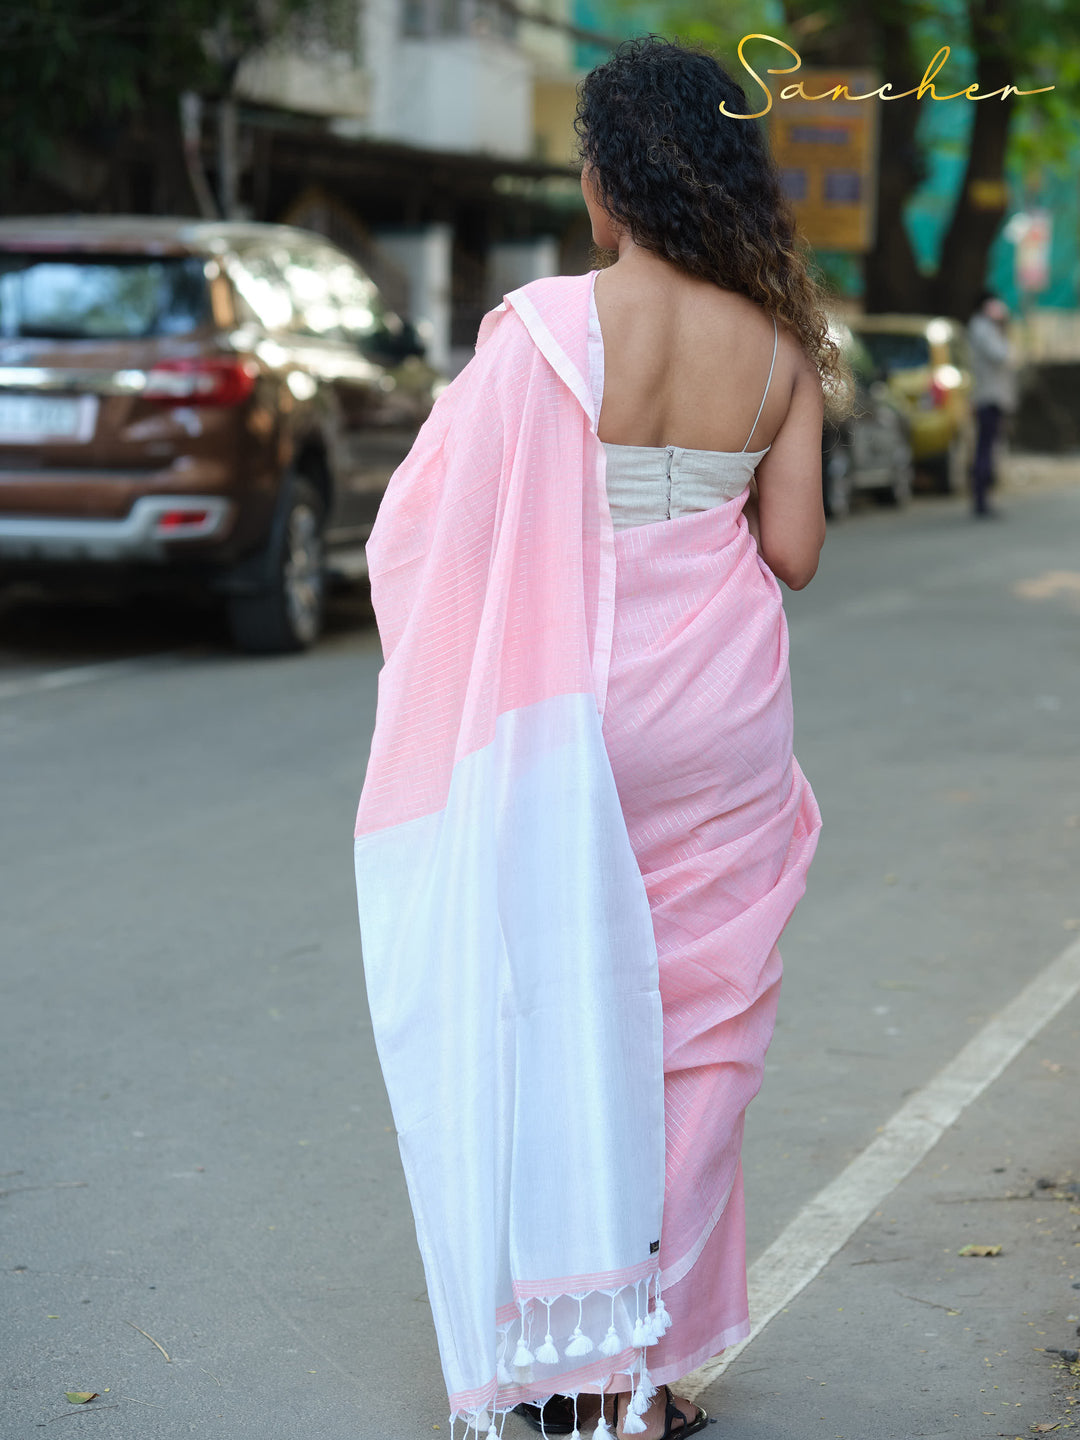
[683, 935, 1080, 1399]
[0, 651, 188, 701]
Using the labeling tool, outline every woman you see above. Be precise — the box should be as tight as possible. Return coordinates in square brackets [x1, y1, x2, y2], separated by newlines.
[353, 35, 847, 1440]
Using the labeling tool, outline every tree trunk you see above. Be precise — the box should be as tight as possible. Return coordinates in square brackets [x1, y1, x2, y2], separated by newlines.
[861, 18, 930, 313]
[217, 95, 241, 220]
[786, 2, 931, 313]
[180, 92, 219, 219]
[927, 0, 1014, 319]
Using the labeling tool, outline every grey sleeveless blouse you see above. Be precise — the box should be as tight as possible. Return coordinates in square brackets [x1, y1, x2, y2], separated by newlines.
[587, 281, 777, 532]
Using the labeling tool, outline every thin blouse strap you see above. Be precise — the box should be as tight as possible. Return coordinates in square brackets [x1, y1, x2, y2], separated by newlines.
[741, 314, 779, 452]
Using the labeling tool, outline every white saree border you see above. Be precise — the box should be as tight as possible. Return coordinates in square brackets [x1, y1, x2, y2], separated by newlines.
[353, 271, 669, 1435]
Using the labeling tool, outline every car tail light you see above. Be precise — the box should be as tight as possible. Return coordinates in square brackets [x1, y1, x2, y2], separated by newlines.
[156, 508, 213, 532]
[927, 374, 949, 408]
[142, 357, 257, 407]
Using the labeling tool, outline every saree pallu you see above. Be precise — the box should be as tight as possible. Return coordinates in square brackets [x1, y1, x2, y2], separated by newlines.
[353, 268, 821, 1435]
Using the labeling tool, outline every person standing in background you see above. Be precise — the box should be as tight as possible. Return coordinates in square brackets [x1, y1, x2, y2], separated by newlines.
[967, 290, 1018, 519]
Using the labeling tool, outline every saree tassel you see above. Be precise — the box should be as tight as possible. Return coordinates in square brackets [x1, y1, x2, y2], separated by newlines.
[496, 1326, 514, 1385]
[599, 1324, 622, 1357]
[512, 1337, 535, 1367]
[565, 1294, 594, 1357]
[568, 1393, 582, 1440]
[629, 1278, 649, 1348]
[512, 1300, 535, 1368]
[599, 1289, 622, 1356]
[535, 1299, 560, 1363]
[629, 1384, 650, 1417]
[640, 1292, 662, 1345]
[633, 1359, 656, 1411]
[647, 1270, 671, 1338]
[620, 1402, 648, 1434]
[564, 1325, 594, 1357]
[536, 1333, 560, 1365]
[619, 1364, 649, 1433]
[594, 1376, 613, 1438]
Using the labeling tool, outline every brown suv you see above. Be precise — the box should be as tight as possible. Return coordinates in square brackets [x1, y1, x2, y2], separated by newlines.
[0, 217, 442, 651]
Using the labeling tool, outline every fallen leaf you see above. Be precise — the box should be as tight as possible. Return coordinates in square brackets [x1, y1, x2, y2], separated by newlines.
[1012, 570, 1080, 601]
[65, 1393, 98, 1404]
[959, 1244, 1003, 1257]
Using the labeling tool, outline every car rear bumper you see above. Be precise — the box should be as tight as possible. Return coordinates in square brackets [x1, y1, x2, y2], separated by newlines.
[0, 495, 235, 561]
[909, 410, 964, 459]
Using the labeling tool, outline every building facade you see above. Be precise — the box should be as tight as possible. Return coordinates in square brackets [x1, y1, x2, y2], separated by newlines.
[229, 0, 606, 372]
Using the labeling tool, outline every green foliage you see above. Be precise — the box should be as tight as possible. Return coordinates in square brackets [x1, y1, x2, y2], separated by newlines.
[0, 0, 311, 192]
[1008, 48, 1080, 177]
[594, 0, 1078, 290]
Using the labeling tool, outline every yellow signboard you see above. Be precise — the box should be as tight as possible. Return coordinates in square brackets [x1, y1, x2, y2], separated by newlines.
[766, 68, 881, 252]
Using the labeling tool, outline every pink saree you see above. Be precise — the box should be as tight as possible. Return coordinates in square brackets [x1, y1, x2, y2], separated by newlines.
[353, 268, 821, 1436]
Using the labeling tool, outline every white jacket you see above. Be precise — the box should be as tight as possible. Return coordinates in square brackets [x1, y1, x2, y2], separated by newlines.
[967, 312, 1018, 412]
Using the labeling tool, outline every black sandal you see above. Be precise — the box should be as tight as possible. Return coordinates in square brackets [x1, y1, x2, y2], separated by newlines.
[513, 1396, 578, 1434]
[614, 1384, 711, 1439]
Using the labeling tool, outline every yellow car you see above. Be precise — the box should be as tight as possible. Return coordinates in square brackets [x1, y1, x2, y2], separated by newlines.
[846, 314, 975, 494]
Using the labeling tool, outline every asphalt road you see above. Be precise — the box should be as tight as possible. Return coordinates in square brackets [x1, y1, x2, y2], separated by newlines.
[2, 466, 1078, 1440]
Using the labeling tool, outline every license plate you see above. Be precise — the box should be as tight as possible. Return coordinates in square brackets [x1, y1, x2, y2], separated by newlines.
[0, 393, 98, 443]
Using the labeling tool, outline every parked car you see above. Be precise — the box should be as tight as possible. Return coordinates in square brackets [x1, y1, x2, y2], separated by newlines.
[0, 217, 443, 652]
[846, 313, 974, 494]
[822, 318, 914, 518]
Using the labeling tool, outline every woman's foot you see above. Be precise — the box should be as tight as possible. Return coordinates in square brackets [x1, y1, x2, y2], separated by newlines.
[607, 1385, 706, 1439]
[513, 1394, 603, 1432]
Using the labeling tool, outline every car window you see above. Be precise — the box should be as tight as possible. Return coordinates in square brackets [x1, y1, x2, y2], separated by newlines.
[226, 239, 393, 350]
[317, 249, 388, 345]
[225, 246, 297, 333]
[278, 244, 347, 340]
[0, 253, 209, 340]
[855, 331, 931, 372]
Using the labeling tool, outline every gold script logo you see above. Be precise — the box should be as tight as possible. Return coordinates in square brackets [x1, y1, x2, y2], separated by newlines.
[721, 34, 1055, 119]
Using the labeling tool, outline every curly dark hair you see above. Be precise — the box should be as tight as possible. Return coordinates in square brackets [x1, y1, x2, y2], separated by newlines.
[573, 34, 853, 420]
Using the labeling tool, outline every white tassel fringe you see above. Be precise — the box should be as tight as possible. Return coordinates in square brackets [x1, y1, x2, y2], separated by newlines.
[564, 1326, 594, 1357]
[598, 1323, 623, 1357]
[512, 1337, 535, 1368]
[536, 1333, 560, 1365]
[450, 1269, 669, 1435]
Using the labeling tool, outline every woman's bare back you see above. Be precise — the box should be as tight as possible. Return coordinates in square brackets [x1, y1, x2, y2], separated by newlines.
[592, 261, 795, 453]
[592, 255, 826, 589]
